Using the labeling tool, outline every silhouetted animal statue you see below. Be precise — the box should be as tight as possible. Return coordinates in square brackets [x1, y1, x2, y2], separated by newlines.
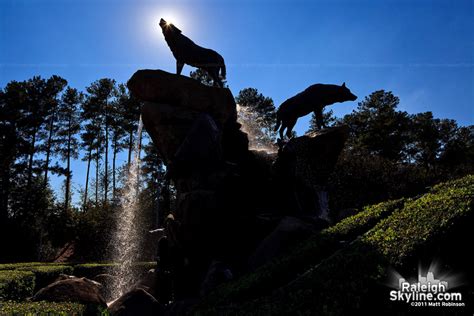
[275, 83, 357, 139]
[159, 18, 226, 88]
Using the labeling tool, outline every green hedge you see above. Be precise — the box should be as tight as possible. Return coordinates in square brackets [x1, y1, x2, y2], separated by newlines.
[72, 263, 118, 279]
[73, 262, 156, 279]
[18, 265, 74, 292]
[196, 174, 474, 315]
[0, 263, 47, 271]
[0, 301, 86, 316]
[0, 270, 35, 301]
[199, 198, 405, 307]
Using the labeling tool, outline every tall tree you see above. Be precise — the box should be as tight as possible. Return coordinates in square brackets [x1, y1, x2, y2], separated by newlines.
[80, 128, 96, 210]
[55, 87, 82, 210]
[81, 86, 102, 207]
[190, 69, 228, 87]
[41, 76, 68, 187]
[23, 77, 49, 188]
[141, 138, 165, 227]
[307, 109, 337, 133]
[120, 92, 141, 167]
[110, 84, 129, 200]
[340, 90, 411, 162]
[83, 78, 117, 205]
[235, 88, 277, 142]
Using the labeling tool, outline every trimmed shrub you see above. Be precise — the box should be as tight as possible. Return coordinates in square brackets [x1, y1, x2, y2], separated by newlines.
[72, 263, 118, 279]
[18, 265, 74, 292]
[196, 174, 474, 315]
[0, 301, 86, 315]
[200, 198, 405, 306]
[73, 262, 156, 279]
[0, 262, 46, 271]
[0, 270, 35, 301]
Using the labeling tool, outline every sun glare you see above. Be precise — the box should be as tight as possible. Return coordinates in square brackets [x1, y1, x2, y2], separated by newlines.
[160, 11, 182, 28]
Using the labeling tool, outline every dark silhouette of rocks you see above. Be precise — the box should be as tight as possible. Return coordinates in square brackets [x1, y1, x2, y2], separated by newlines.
[275, 83, 357, 138]
[248, 216, 316, 270]
[32, 277, 107, 314]
[123, 69, 351, 313]
[274, 126, 350, 221]
[108, 288, 164, 316]
[159, 18, 226, 88]
[128, 69, 236, 165]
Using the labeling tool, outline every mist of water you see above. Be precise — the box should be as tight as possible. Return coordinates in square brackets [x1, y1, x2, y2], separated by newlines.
[236, 104, 277, 154]
[109, 115, 144, 300]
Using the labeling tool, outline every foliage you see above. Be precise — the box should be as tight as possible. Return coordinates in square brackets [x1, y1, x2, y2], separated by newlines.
[364, 175, 474, 265]
[235, 88, 277, 143]
[190, 69, 228, 88]
[307, 108, 337, 133]
[0, 263, 46, 271]
[196, 175, 474, 314]
[18, 265, 74, 291]
[0, 301, 86, 316]
[199, 198, 405, 307]
[73, 262, 156, 279]
[0, 270, 35, 301]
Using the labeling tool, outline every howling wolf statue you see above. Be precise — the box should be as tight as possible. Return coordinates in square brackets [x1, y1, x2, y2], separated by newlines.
[159, 18, 226, 88]
[275, 83, 357, 139]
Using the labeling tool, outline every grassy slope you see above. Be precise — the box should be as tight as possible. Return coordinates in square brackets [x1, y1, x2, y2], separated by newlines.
[196, 175, 474, 315]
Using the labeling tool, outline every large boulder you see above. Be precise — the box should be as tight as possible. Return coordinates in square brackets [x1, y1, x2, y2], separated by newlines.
[108, 288, 164, 316]
[128, 70, 239, 166]
[128, 69, 236, 125]
[32, 277, 107, 312]
[274, 126, 349, 219]
[248, 216, 317, 269]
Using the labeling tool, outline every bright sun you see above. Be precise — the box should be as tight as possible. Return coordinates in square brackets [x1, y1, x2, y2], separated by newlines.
[160, 11, 182, 28]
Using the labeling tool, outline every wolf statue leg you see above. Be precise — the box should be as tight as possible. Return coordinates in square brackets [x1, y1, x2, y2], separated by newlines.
[176, 61, 184, 75]
[279, 121, 286, 140]
[286, 118, 298, 138]
[314, 107, 325, 130]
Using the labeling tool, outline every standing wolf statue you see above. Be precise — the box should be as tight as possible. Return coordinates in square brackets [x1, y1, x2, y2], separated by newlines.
[159, 18, 226, 88]
[275, 83, 357, 139]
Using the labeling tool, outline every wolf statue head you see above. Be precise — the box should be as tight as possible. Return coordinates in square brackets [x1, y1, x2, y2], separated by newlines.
[338, 82, 358, 102]
[159, 18, 182, 36]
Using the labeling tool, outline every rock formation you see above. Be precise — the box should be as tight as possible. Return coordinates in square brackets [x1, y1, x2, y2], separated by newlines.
[126, 69, 350, 310]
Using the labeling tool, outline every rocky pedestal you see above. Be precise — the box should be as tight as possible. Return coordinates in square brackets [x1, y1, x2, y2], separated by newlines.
[126, 69, 349, 309]
[274, 126, 349, 221]
[128, 69, 250, 302]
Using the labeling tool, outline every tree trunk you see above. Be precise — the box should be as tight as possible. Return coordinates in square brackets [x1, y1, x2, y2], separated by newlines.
[65, 116, 72, 211]
[127, 130, 133, 166]
[27, 128, 37, 189]
[112, 136, 117, 200]
[136, 128, 143, 190]
[83, 147, 92, 210]
[43, 109, 57, 187]
[104, 101, 109, 204]
[95, 147, 99, 204]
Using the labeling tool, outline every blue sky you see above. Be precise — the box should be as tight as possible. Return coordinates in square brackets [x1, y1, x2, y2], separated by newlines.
[1, 0, 473, 204]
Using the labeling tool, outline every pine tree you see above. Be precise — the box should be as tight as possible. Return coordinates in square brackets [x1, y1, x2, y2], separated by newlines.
[41, 76, 67, 187]
[235, 88, 277, 142]
[83, 79, 117, 205]
[55, 87, 82, 210]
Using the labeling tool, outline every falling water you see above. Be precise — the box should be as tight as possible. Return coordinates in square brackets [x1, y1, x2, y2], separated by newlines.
[109, 115, 144, 300]
[236, 104, 278, 153]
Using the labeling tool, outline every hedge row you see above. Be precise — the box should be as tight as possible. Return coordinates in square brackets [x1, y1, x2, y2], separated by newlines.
[18, 265, 74, 292]
[0, 262, 156, 302]
[200, 198, 406, 307]
[0, 301, 86, 316]
[0, 271, 35, 301]
[197, 174, 474, 315]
